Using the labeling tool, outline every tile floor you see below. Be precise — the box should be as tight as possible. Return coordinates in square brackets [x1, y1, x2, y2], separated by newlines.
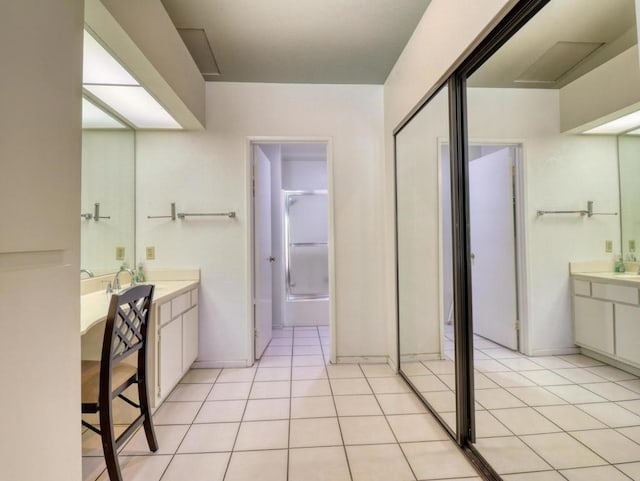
[404, 324, 640, 480]
[82, 326, 481, 481]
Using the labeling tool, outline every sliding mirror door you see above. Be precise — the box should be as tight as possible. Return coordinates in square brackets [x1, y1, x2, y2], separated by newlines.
[396, 86, 456, 433]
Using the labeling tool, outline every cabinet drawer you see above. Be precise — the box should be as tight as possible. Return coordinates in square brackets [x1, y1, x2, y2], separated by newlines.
[573, 279, 591, 297]
[574, 296, 614, 354]
[592, 282, 639, 305]
[172, 292, 191, 316]
[615, 304, 640, 364]
[159, 302, 171, 325]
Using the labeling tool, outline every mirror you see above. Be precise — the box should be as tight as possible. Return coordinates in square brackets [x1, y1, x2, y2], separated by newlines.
[618, 134, 640, 260]
[81, 128, 135, 277]
[395, 86, 456, 433]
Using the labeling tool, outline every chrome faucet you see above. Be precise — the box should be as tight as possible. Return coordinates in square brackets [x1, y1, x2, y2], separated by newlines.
[113, 267, 136, 291]
[80, 268, 94, 279]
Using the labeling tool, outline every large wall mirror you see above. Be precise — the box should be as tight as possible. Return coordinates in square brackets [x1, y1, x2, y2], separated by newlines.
[619, 134, 640, 260]
[395, 86, 456, 433]
[81, 101, 135, 277]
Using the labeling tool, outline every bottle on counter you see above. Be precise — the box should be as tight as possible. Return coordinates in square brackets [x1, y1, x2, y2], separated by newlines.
[135, 263, 145, 283]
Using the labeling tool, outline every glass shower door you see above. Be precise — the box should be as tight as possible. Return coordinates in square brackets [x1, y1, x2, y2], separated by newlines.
[284, 191, 329, 299]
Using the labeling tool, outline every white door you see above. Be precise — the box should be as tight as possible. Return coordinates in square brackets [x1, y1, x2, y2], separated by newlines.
[253, 146, 273, 359]
[469, 147, 518, 350]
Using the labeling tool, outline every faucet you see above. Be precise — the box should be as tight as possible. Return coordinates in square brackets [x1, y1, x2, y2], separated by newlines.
[113, 266, 136, 291]
[80, 269, 94, 279]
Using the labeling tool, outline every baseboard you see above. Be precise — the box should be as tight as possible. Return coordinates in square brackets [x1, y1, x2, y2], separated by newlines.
[334, 355, 390, 365]
[581, 348, 640, 377]
[192, 360, 253, 369]
[400, 353, 442, 362]
[528, 346, 580, 357]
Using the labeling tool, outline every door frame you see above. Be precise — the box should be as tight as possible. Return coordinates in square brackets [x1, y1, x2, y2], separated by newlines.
[246, 137, 336, 365]
[437, 139, 529, 354]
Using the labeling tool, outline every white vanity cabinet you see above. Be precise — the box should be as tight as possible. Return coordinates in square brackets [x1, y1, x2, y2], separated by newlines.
[572, 275, 640, 369]
[155, 286, 199, 404]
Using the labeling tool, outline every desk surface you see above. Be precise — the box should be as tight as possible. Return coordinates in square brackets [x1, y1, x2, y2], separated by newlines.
[80, 280, 199, 335]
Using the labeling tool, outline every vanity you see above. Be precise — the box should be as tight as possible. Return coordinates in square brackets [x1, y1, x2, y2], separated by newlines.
[81, 270, 200, 412]
[571, 266, 640, 371]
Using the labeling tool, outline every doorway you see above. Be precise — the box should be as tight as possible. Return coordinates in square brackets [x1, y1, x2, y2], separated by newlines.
[250, 140, 333, 362]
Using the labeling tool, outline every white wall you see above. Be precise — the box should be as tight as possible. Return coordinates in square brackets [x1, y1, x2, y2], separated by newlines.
[0, 2, 83, 480]
[383, 0, 515, 367]
[136, 82, 385, 365]
[467, 88, 620, 355]
[282, 160, 327, 190]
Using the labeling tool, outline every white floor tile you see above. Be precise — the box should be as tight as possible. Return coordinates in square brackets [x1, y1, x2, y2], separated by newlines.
[386, 413, 450, 442]
[368, 376, 412, 394]
[260, 356, 292, 368]
[475, 388, 526, 409]
[122, 424, 188, 455]
[474, 436, 551, 474]
[400, 362, 430, 376]
[545, 385, 607, 404]
[560, 465, 633, 481]
[96, 455, 172, 481]
[207, 381, 251, 401]
[485, 371, 536, 388]
[82, 456, 105, 481]
[498, 358, 545, 371]
[571, 429, 640, 464]
[586, 366, 638, 382]
[402, 440, 479, 479]
[558, 355, 604, 368]
[578, 402, 640, 428]
[177, 422, 239, 453]
[421, 390, 456, 413]
[291, 365, 327, 380]
[377, 393, 428, 415]
[330, 377, 372, 395]
[217, 368, 257, 383]
[340, 415, 397, 445]
[501, 471, 568, 480]
[264, 345, 293, 356]
[474, 360, 511, 373]
[194, 400, 246, 423]
[292, 355, 325, 367]
[255, 367, 292, 382]
[361, 363, 396, 377]
[293, 345, 323, 355]
[289, 446, 351, 481]
[522, 432, 606, 469]
[521, 370, 573, 386]
[422, 360, 456, 375]
[249, 381, 291, 399]
[294, 337, 321, 346]
[290, 395, 337, 418]
[615, 462, 640, 479]
[531, 357, 575, 370]
[234, 420, 289, 450]
[160, 452, 228, 481]
[166, 383, 212, 402]
[551, 368, 606, 384]
[334, 394, 383, 416]
[406, 374, 449, 392]
[474, 410, 512, 438]
[243, 398, 290, 421]
[225, 450, 288, 481]
[618, 379, 640, 394]
[326, 364, 364, 379]
[507, 386, 567, 406]
[291, 379, 331, 397]
[290, 417, 343, 448]
[534, 405, 606, 431]
[346, 443, 416, 481]
[581, 382, 640, 401]
[491, 407, 562, 435]
[153, 401, 202, 425]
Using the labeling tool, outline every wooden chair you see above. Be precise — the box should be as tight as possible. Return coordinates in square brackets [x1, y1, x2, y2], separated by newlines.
[81, 284, 158, 481]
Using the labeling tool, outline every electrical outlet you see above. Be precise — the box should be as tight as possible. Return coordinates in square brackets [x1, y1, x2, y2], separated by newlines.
[115, 246, 125, 261]
[605, 240, 613, 253]
[146, 246, 155, 260]
[630, 240, 636, 253]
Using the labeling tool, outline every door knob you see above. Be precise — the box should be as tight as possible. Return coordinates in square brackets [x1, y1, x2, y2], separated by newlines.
[268, 256, 276, 263]
[470, 253, 476, 260]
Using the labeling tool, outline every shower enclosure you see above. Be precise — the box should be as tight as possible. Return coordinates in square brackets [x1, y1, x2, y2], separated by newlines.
[283, 190, 329, 325]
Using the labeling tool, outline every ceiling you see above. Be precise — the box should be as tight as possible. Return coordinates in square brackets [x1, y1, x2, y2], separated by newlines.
[469, 0, 637, 89]
[160, 0, 431, 84]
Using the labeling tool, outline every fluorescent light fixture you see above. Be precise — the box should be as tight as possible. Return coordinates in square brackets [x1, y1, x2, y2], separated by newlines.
[83, 30, 138, 86]
[82, 98, 127, 129]
[84, 85, 182, 129]
[584, 110, 640, 134]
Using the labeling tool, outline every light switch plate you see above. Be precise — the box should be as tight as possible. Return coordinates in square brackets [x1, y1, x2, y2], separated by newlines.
[605, 240, 613, 253]
[630, 240, 636, 252]
[115, 246, 125, 261]
[146, 246, 155, 260]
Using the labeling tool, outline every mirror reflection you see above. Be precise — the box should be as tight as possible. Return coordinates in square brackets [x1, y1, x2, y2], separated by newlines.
[81, 125, 135, 277]
[396, 87, 456, 432]
[466, 0, 640, 477]
[618, 134, 640, 260]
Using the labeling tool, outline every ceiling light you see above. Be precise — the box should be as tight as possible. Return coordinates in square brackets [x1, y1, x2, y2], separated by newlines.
[583, 110, 640, 134]
[84, 85, 182, 129]
[82, 98, 127, 129]
[83, 30, 138, 86]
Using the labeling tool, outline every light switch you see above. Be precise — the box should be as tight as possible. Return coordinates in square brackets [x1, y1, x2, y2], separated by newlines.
[146, 246, 156, 260]
[115, 246, 125, 261]
[605, 240, 613, 253]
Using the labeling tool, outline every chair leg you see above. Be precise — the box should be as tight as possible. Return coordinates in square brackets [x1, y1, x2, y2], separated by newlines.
[137, 376, 158, 452]
[100, 399, 124, 481]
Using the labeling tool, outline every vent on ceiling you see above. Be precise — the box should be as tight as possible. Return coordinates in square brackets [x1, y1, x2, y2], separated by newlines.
[515, 41, 603, 84]
[177, 28, 220, 81]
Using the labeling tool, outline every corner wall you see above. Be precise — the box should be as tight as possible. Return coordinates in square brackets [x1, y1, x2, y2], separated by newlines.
[136, 82, 385, 365]
[0, 2, 83, 480]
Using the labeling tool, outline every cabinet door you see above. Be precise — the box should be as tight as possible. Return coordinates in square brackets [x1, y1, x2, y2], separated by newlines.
[182, 306, 199, 371]
[159, 316, 182, 399]
[574, 296, 614, 354]
[615, 304, 640, 365]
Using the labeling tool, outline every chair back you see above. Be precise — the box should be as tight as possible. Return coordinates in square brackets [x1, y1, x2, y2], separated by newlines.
[100, 284, 155, 381]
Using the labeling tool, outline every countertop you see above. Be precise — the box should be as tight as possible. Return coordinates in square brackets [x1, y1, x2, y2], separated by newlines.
[81, 280, 199, 335]
[571, 271, 640, 287]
